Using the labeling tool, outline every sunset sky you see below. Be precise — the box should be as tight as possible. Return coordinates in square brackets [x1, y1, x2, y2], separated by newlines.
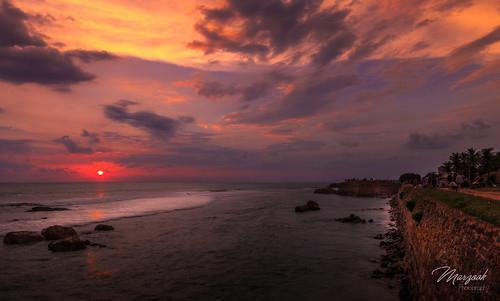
[1, 0, 499, 182]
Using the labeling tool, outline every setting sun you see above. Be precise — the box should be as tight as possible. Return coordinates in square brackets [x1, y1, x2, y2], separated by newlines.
[97, 170, 104, 176]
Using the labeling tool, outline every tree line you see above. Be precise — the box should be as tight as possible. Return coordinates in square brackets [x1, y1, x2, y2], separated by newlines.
[440, 147, 499, 185]
[400, 147, 500, 186]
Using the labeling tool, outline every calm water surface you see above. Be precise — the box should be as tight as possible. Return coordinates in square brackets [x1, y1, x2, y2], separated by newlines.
[0, 182, 397, 300]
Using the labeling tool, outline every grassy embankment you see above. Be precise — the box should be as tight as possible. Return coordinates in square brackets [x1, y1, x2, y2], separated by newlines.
[404, 188, 500, 227]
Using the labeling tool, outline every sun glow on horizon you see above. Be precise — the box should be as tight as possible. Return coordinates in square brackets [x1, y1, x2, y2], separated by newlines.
[97, 170, 104, 176]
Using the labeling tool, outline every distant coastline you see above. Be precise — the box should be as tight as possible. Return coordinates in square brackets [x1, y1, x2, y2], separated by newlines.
[315, 179, 400, 198]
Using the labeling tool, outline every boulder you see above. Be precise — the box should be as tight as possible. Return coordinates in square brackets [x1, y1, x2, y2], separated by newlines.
[295, 201, 321, 212]
[3, 231, 44, 244]
[94, 224, 114, 231]
[334, 214, 366, 224]
[306, 200, 320, 211]
[295, 205, 309, 212]
[27, 206, 69, 212]
[48, 237, 86, 252]
[42, 225, 77, 240]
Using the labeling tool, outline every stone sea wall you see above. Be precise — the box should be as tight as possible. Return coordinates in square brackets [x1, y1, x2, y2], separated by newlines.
[397, 187, 499, 300]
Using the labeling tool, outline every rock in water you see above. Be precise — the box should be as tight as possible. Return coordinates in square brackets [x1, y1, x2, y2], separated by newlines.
[3, 231, 44, 244]
[306, 200, 320, 211]
[27, 206, 69, 212]
[48, 237, 86, 252]
[94, 224, 114, 231]
[295, 205, 310, 212]
[334, 214, 366, 224]
[295, 201, 321, 212]
[42, 225, 77, 240]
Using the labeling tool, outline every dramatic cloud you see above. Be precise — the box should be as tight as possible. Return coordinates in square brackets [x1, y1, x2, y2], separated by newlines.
[445, 26, 500, 71]
[406, 120, 492, 150]
[0, 1, 114, 88]
[196, 81, 239, 99]
[55, 136, 93, 154]
[224, 73, 360, 124]
[190, 0, 355, 64]
[103, 100, 180, 139]
[0, 0, 45, 47]
[64, 50, 118, 63]
[0, 47, 95, 86]
[194, 70, 293, 102]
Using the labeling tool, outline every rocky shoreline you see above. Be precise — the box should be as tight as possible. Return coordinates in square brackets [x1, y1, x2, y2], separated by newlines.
[370, 195, 410, 300]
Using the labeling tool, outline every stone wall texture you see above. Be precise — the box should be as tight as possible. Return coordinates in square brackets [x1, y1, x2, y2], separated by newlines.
[397, 188, 499, 300]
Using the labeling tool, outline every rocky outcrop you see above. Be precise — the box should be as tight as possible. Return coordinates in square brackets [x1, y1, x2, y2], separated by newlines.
[3, 231, 44, 244]
[27, 206, 69, 212]
[334, 214, 366, 224]
[41, 225, 77, 240]
[48, 236, 86, 252]
[316, 180, 399, 197]
[94, 224, 114, 231]
[295, 200, 320, 212]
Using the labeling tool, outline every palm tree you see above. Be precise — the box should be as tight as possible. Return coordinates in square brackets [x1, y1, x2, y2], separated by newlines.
[449, 152, 463, 175]
[440, 161, 453, 173]
[464, 148, 480, 184]
[480, 148, 495, 184]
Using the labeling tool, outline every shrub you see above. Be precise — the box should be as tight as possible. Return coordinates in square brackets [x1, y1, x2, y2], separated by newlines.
[412, 212, 423, 223]
[406, 200, 416, 212]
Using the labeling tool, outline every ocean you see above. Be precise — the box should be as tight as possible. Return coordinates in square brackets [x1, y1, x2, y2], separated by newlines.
[0, 182, 398, 300]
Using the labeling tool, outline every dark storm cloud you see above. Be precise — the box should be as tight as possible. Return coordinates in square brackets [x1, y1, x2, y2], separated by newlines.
[0, 47, 95, 85]
[224, 73, 360, 124]
[55, 136, 93, 154]
[64, 49, 118, 63]
[0, 0, 45, 47]
[103, 101, 180, 139]
[0, 1, 115, 88]
[406, 120, 492, 150]
[81, 129, 100, 144]
[0, 139, 33, 154]
[190, 0, 355, 65]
